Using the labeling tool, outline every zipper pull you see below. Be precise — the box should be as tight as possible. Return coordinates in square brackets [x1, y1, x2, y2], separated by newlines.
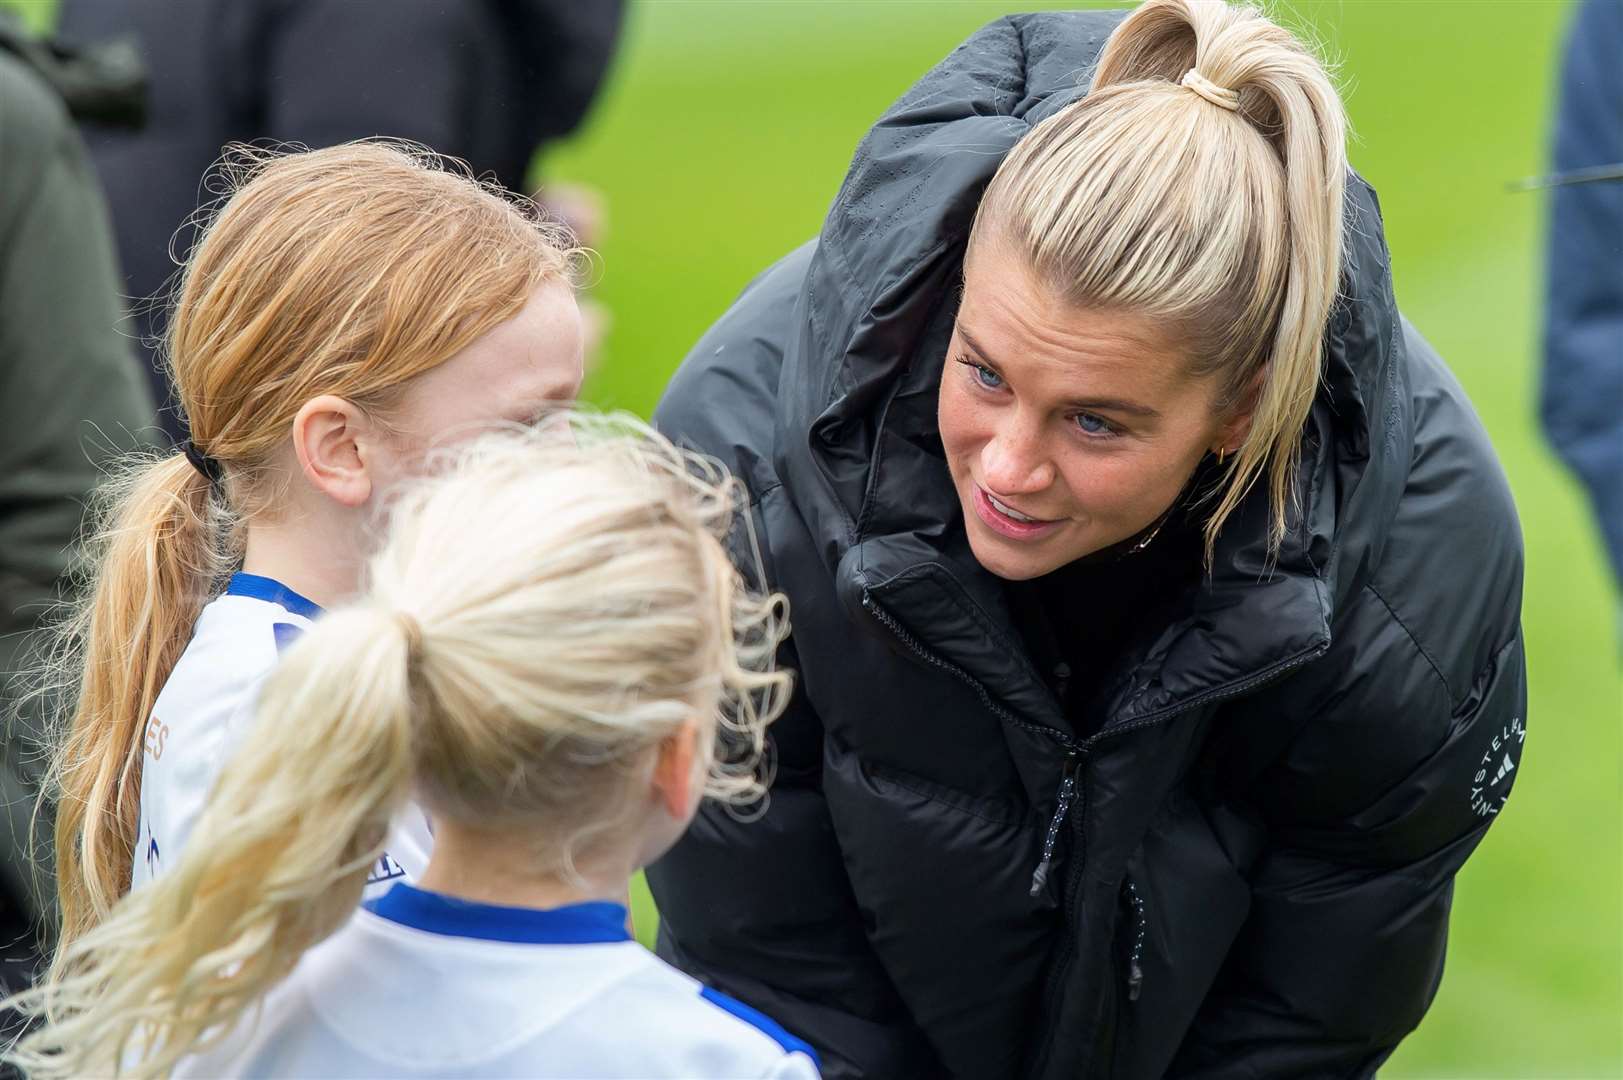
[1029, 752, 1081, 897]
[1052, 661, 1071, 702]
[1125, 878, 1146, 1002]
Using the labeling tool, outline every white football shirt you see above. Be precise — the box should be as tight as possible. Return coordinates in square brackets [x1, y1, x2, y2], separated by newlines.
[130, 572, 431, 894]
[173, 884, 823, 1079]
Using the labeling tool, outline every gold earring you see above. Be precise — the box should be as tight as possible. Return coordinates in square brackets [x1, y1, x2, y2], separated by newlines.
[1216, 447, 1227, 465]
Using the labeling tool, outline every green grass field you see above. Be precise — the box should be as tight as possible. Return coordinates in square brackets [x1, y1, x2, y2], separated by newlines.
[8, 0, 1618, 1074]
[546, 3, 1622, 1076]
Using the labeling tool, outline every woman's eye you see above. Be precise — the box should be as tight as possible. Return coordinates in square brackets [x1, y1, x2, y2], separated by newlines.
[953, 356, 1005, 391]
[1074, 412, 1115, 437]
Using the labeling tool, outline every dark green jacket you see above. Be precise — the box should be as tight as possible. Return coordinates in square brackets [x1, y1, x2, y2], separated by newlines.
[0, 48, 154, 926]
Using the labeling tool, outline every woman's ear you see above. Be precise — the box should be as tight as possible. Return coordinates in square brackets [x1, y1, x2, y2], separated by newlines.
[650, 720, 703, 822]
[1215, 372, 1264, 457]
[292, 395, 374, 507]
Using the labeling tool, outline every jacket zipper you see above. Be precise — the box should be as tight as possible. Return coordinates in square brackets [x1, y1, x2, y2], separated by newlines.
[1028, 750, 1080, 896]
[860, 592, 1076, 749]
[861, 592, 1082, 890]
[863, 591, 1326, 1067]
[1071, 643, 1325, 1016]
[1123, 876, 1146, 1002]
[864, 589, 1322, 889]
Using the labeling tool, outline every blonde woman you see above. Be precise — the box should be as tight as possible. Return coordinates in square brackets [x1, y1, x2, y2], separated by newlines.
[649, 1, 1526, 1077]
[5, 419, 819, 1079]
[43, 140, 585, 948]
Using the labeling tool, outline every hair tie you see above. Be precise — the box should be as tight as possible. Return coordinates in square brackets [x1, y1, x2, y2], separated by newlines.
[395, 610, 426, 662]
[1180, 68, 1240, 112]
[182, 439, 225, 488]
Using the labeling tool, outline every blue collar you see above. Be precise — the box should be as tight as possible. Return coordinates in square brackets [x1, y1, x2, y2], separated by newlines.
[364, 884, 631, 945]
[224, 572, 324, 621]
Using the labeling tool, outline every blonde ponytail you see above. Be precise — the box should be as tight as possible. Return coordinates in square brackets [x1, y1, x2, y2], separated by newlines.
[12, 606, 420, 1080]
[8, 415, 791, 1078]
[49, 454, 231, 945]
[41, 140, 578, 946]
[973, 0, 1347, 560]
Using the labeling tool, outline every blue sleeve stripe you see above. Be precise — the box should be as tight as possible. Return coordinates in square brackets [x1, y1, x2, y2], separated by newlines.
[698, 987, 821, 1067]
[272, 621, 305, 654]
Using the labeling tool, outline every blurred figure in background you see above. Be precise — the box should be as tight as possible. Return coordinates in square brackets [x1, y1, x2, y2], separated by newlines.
[1543, 0, 1622, 604]
[57, 0, 624, 440]
[0, 28, 154, 992]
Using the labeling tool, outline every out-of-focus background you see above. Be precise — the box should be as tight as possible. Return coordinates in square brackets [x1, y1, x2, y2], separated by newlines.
[5, 1, 1620, 1076]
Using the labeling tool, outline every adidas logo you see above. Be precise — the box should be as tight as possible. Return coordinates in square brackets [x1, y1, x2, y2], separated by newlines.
[1491, 753, 1516, 786]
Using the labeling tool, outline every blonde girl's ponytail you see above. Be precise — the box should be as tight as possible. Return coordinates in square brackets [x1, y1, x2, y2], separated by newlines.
[10, 604, 421, 1080]
[6, 415, 792, 1080]
[975, 0, 1348, 560]
[49, 453, 228, 946]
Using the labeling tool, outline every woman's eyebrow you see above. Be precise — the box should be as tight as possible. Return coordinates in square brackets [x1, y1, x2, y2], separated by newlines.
[957, 325, 998, 365]
[1063, 395, 1160, 418]
[957, 324, 1160, 418]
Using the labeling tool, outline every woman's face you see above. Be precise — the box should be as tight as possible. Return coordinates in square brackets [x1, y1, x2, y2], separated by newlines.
[938, 243, 1241, 581]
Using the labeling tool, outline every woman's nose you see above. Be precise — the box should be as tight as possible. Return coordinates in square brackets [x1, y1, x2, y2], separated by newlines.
[980, 421, 1054, 494]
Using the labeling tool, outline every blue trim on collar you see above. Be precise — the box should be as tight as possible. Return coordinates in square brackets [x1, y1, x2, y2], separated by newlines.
[364, 883, 631, 945]
[699, 987, 821, 1066]
[225, 572, 323, 621]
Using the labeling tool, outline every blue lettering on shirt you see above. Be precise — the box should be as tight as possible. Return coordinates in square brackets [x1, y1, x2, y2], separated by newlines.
[367, 852, 405, 885]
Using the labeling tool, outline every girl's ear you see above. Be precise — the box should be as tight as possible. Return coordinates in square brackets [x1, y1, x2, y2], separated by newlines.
[292, 395, 374, 507]
[649, 719, 703, 822]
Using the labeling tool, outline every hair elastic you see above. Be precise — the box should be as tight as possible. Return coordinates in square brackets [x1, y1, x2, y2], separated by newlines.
[182, 440, 226, 488]
[395, 610, 426, 662]
[1180, 69, 1240, 112]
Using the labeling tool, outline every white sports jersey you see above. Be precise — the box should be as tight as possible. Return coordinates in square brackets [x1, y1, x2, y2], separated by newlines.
[131, 572, 431, 894]
[173, 884, 822, 1078]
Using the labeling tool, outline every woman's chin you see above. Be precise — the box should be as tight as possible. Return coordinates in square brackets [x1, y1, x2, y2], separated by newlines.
[967, 526, 1064, 581]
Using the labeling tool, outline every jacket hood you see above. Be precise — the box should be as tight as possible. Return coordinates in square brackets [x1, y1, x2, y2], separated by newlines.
[771, 11, 1413, 741]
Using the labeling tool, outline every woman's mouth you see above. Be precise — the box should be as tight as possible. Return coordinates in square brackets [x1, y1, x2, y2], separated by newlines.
[972, 485, 1064, 541]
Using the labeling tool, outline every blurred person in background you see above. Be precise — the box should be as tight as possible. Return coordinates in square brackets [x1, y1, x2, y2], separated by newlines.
[57, 0, 623, 440]
[0, 20, 154, 996]
[649, 2, 1526, 1077]
[1542, 0, 1622, 610]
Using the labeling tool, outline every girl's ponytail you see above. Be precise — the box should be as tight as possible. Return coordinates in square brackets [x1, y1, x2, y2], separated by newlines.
[41, 139, 577, 944]
[50, 453, 225, 946]
[12, 605, 419, 1080]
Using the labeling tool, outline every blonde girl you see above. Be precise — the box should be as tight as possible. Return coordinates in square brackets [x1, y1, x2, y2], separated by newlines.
[45, 140, 585, 948]
[6, 418, 816, 1080]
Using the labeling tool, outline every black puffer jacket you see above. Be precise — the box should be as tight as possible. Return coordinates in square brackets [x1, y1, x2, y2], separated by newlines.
[649, 12, 1526, 1079]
